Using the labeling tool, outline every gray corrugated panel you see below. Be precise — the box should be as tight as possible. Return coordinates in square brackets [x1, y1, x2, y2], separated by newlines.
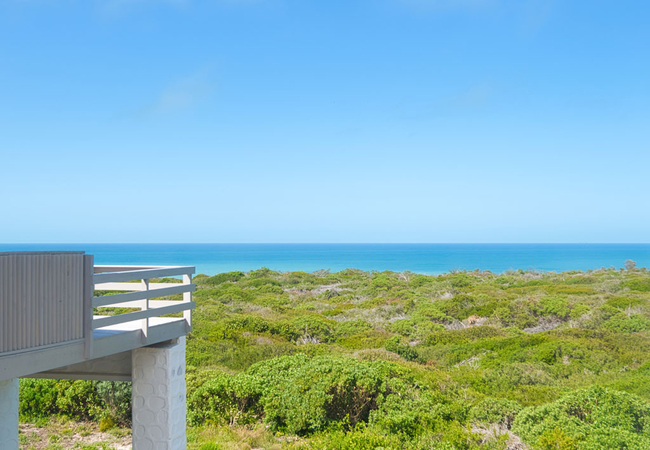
[0, 253, 84, 354]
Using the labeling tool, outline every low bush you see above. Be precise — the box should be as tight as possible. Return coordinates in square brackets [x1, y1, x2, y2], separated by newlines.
[19, 380, 131, 425]
[513, 386, 650, 449]
[188, 373, 263, 426]
[247, 354, 407, 435]
[623, 279, 650, 292]
[204, 271, 245, 286]
[468, 397, 522, 428]
[385, 336, 419, 362]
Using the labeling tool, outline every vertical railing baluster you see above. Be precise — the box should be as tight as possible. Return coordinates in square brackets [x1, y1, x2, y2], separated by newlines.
[182, 273, 192, 331]
[141, 278, 149, 344]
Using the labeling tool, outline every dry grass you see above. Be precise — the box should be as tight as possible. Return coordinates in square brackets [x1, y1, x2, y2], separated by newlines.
[188, 425, 296, 450]
[19, 419, 130, 450]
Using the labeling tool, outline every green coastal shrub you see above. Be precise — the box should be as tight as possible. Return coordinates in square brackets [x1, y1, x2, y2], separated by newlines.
[369, 384, 472, 442]
[623, 279, 650, 292]
[412, 303, 449, 323]
[335, 319, 373, 339]
[224, 315, 270, 333]
[548, 285, 596, 295]
[606, 296, 646, 309]
[368, 274, 402, 294]
[513, 386, 650, 449]
[483, 363, 554, 396]
[468, 397, 522, 428]
[449, 273, 475, 289]
[44, 380, 98, 419]
[310, 424, 405, 450]
[19, 379, 131, 425]
[207, 284, 255, 303]
[564, 276, 597, 285]
[290, 315, 336, 342]
[247, 354, 406, 435]
[204, 271, 245, 286]
[425, 326, 505, 346]
[539, 296, 570, 319]
[384, 336, 419, 362]
[254, 294, 291, 311]
[388, 319, 416, 336]
[19, 379, 59, 419]
[188, 373, 263, 426]
[338, 331, 389, 350]
[99, 415, 116, 432]
[243, 278, 282, 289]
[92, 381, 132, 426]
[433, 295, 478, 318]
[198, 444, 222, 450]
[603, 314, 650, 333]
[249, 267, 278, 279]
[369, 388, 439, 437]
[570, 303, 591, 320]
[410, 275, 436, 288]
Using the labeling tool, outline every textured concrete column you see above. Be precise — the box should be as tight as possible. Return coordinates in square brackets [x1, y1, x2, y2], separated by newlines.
[132, 337, 187, 450]
[0, 378, 19, 450]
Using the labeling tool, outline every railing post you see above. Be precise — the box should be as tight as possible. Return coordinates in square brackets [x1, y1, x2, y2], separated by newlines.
[83, 255, 94, 359]
[183, 274, 192, 331]
[140, 278, 149, 344]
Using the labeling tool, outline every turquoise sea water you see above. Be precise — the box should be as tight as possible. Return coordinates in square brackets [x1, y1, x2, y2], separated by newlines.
[0, 244, 648, 275]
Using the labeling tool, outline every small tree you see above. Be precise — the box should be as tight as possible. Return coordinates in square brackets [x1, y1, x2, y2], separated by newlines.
[625, 260, 637, 271]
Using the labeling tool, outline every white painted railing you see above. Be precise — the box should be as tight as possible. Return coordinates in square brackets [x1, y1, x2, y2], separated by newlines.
[92, 266, 195, 344]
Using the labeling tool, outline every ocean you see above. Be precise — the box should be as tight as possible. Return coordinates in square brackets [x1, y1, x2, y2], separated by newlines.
[0, 244, 648, 275]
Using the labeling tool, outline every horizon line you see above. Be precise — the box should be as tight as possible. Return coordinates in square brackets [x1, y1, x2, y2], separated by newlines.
[2, 243, 649, 246]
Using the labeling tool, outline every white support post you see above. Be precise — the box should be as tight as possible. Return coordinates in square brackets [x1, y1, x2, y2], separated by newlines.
[132, 337, 187, 450]
[140, 279, 149, 344]
[0, 378, 19, 450]
[182, 274, 192, 331]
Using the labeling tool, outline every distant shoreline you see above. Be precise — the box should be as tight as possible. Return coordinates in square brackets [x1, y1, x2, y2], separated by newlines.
[1, 243, 648, 276]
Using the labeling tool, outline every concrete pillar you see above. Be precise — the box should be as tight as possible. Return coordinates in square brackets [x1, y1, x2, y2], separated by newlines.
[0, 378, 19, 450]
[132, 337, 187, 450]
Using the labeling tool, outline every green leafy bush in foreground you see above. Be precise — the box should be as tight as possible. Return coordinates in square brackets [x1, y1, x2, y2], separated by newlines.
[190, 354, 413, 435]
[253, 355, 396, 434]
[19, 379, 131, 426]
[188, 373, 262, 426]
[513, 386, 650, 449]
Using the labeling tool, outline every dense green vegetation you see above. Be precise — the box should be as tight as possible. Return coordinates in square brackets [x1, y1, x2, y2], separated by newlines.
[20, 264, 650, 449]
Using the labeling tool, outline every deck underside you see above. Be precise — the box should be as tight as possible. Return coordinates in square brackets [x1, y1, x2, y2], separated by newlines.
[0, 317, 189, 381]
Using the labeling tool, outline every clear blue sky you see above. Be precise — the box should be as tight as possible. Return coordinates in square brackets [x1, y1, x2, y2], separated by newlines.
[1, 0, 648, 243]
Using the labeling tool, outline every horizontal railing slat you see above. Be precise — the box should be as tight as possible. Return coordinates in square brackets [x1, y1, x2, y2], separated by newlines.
[94, 282, 181, 292]
[94, 265, 164, 273]
[93, 284, 196, 308]
[92, 301, 196, 329]
[93, 266, 195, 284]
[98, 300, 185, 309]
